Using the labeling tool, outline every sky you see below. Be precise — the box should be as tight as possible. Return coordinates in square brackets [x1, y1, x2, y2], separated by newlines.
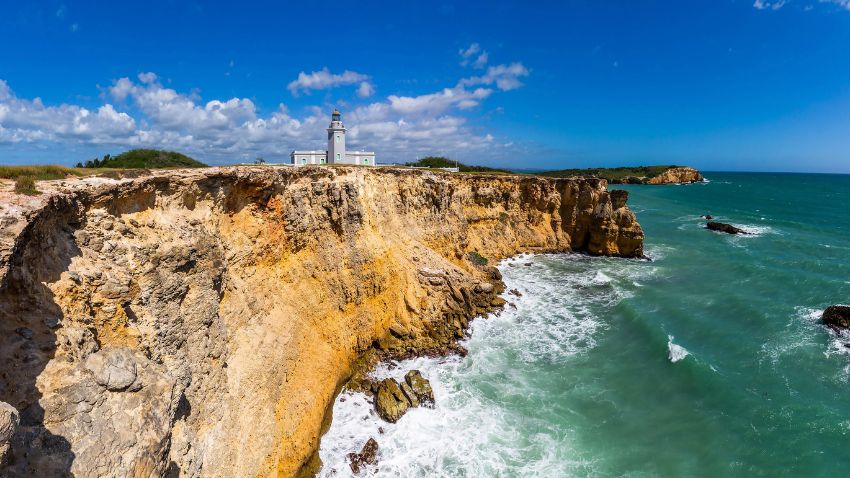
[1, 1, 849, 173]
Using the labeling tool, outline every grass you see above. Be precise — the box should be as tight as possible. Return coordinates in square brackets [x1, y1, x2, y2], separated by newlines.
[405, 156, 514, 174]
[0, 165, 89, 181]
[468, 251, 489, 266]
[538, 165, 681, 181]
[13, 176, 40, 195]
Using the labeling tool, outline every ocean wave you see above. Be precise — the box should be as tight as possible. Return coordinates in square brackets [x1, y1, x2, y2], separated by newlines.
[318, 252, 654, 477]
[667, 335, 690, 363]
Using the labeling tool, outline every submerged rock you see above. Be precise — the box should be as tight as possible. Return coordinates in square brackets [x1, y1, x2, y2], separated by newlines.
[706, 221, 748, 235]
[823, 305, 850, 331]
[347, 437, 378, 474]
[701, 214, 714, 220]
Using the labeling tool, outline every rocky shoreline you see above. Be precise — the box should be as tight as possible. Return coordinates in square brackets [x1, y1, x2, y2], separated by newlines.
[0, 165, 644, 477]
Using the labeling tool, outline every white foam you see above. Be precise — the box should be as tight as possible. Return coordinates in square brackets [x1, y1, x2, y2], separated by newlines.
[317, 253, 656, 477]
[667, 335, 690, 363]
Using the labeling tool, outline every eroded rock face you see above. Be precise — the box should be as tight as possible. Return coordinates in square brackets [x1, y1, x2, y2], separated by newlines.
[0, 166, 644, 477]
[0, 401, 19, 465]
[645, 167, 703, 184]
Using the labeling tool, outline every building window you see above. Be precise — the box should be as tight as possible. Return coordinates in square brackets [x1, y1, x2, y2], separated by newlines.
[301, 158, 307, 164]
[335, 135, 340, 144]
[336, 153, 340, 161]
[320, 158, 325, 164]
[363, 159, 369, 164]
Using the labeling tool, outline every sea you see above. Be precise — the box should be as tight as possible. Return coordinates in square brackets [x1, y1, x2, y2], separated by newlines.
[317, 172, 850, 477]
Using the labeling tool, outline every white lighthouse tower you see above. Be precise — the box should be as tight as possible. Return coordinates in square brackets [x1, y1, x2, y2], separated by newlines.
[327, 109, 346, 164]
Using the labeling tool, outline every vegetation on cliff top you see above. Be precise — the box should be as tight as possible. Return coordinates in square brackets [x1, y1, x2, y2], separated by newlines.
[405, 156, 513, 174]
[77, 149, 207, 169]
[538, 165, 681, 181]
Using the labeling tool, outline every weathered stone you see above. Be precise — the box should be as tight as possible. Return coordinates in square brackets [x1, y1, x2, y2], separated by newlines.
[491, 296, 507, 307]
[404, 370, 434, 407]
[0, 401, 19, 465]
[399, 381, 420, 407]
[823, 305, 850, 331]
[375, 379, 410, 423]
[347, 437, 378, 474]
[610, 189, 629, 209]
[475, 282, 494, 294]
[84, 348, 138, 392]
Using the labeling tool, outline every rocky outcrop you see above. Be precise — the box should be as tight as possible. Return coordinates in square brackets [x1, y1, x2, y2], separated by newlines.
[614, 167, 703, 185]
[347, 437, 378, 474]
[374, 370, 434, 423]
[823, 305, 850, 331]
[0, 165, 643, 477]
[706, 221, 748, 235]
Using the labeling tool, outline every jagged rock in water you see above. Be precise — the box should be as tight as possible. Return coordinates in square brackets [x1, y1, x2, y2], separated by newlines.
[404, 370, 434, 408]
[347, 437, 378, 474]
[375, 379, 410, 423]
[0, 401, 19, 465]
[701, 214, 714, 220]
[706, 221, 748, 235]
[823, 305, 850, 331]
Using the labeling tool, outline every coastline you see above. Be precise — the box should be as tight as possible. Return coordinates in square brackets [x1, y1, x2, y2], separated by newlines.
[0, 165, 644, 477]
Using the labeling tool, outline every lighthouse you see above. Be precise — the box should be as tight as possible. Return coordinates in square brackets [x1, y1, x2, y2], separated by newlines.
[327, 109, 346, 164]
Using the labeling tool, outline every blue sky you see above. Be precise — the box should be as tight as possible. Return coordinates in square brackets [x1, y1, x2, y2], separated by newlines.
[1, 1, 849, 172]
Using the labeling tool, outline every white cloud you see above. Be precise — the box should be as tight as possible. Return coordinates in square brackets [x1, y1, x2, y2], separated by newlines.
[1, 54, 529, 162]
[472, 51, 489, 69]
[460, 62, 530, 91]
[460, 43, 489, 68]
[287, 68, 373, 96]
[356, 81, 375, 98]
[753, 0, 786, 9]
[388, 87, 492, 115]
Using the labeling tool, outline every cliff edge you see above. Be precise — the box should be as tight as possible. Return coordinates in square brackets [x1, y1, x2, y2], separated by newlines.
[0, 166, 643, 477]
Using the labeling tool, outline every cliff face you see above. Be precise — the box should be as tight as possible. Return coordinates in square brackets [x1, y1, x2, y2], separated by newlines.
[645, 167, 703, 184]
[0, 166, 643, 477]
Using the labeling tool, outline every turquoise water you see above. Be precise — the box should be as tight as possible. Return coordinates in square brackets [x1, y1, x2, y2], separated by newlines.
[319, 172, 850, 477]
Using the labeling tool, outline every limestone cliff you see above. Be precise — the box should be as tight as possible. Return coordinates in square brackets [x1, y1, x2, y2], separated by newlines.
[615, 166, 704, 185]
[0, 166, 643, 477]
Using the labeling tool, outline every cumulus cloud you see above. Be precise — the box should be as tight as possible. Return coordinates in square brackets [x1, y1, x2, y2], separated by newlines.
[1, 51, 529, 162]
[287, 68, 374, 96]
[459, 62, 530, 91]
[0, 80, 135, 144]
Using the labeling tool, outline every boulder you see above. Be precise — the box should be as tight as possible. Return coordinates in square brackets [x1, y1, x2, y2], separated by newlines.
[0, 401, 19, 465]
[706, 221, 748, 235]
[375, 379, 410, 423]
[84, 348, 139, 392]
[823, 305, 850, 331]
[404, 370, 434, 407]
[347, 437, 378, 474]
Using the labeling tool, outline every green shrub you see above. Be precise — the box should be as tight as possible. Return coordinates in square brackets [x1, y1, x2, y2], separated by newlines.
[468, 251, 488, 266]
[14, 176, 39, 195]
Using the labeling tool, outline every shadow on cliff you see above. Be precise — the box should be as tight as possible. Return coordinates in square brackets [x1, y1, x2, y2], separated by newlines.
[0, 211, 79, 476]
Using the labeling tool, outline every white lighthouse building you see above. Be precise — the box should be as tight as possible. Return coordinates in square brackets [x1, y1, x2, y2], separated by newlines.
[290, 109, 376, 166]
